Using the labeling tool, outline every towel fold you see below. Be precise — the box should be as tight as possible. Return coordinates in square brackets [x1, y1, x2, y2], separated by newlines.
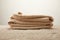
[8, 19, 53, 26]
[10, 25, 52, 29]
[11, 14, 53, 22]
[9, 22, 53, 26]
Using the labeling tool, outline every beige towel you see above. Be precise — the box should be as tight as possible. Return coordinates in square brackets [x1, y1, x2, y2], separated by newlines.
[10, 25, 52, 29]
[8, 12, 54, 29]
[10, 26, 52, 30]
[10, 16, 53, 22]
[9, 23, 53, 27]
[8, 19, 53, 26]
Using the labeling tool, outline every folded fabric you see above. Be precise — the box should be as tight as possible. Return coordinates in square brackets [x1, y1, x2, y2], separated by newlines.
[9, 23, 53, 26]
[10, 26, 52, 29]
[8, 19, 53, 26]
[8, 12, 54, 29]
[11, 17, 52, 22]
[11, 14, 53, 22]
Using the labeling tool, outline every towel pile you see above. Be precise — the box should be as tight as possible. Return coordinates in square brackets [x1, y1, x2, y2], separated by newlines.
[8, 12, 54, 29]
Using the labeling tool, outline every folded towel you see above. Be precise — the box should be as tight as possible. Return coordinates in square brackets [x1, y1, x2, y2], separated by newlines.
[8, 19, 53, 26]
[11, 14, 53, 22]
[10, 25, 52, 29]
[9, 22, 53, 26]
[10, 18, 52, 23]
[8, 12, 54, 29]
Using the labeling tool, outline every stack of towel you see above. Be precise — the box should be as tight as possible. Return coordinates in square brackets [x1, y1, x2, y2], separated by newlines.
[8, 12, 54, 29]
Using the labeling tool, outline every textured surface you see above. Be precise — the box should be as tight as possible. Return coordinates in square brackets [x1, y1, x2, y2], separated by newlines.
[0, 25, 60, 40]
